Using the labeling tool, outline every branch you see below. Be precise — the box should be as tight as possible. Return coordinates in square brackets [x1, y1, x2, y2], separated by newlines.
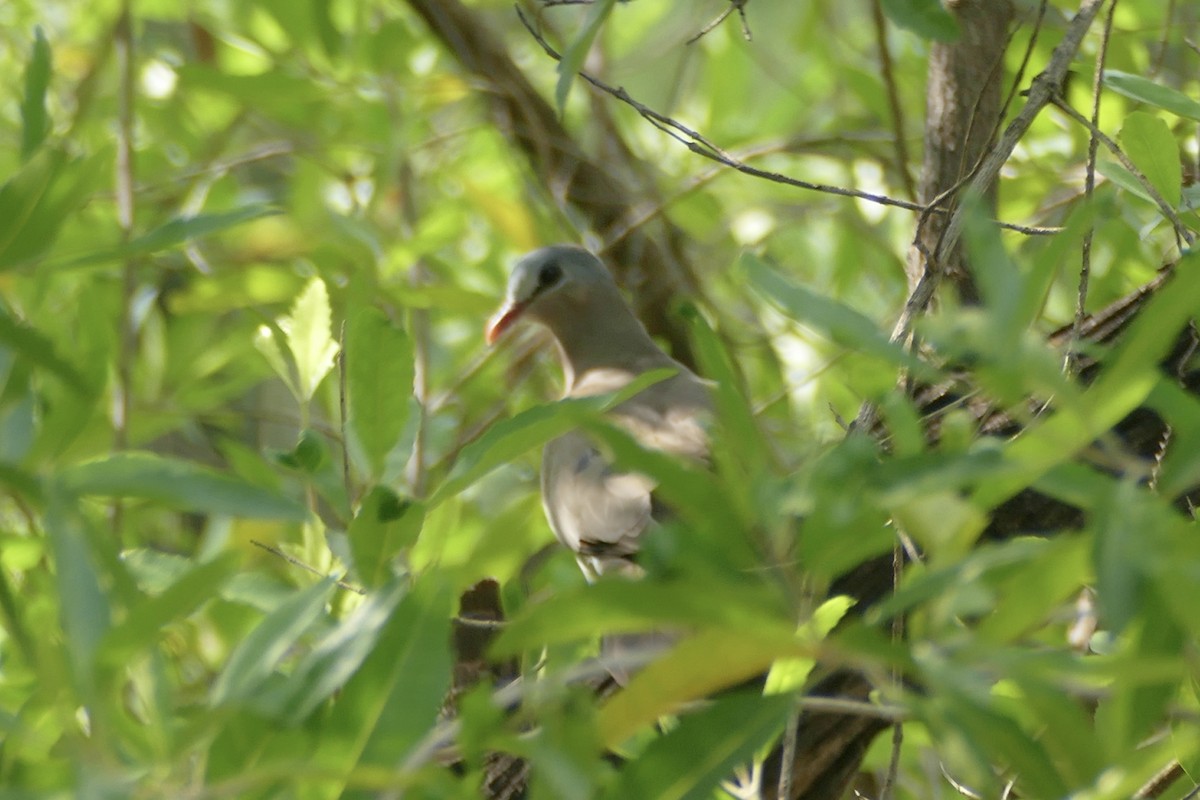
[874, 0, 1109, 380]
[515, 6, 1060, 238]
[1069, 0, 1118, 373]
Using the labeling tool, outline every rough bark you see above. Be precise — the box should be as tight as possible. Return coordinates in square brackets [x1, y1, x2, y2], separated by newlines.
[905, 0, 1015, 302]
[405, 0, 697, 368]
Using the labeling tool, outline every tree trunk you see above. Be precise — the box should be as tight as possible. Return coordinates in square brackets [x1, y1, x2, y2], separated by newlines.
[906, 0, 1015, 303]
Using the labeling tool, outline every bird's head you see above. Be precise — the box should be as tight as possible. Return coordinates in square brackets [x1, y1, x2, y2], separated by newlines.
[485, 245, 616, 345]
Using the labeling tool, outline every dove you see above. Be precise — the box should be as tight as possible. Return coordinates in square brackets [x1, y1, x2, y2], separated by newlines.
[486, 245, 712, 585]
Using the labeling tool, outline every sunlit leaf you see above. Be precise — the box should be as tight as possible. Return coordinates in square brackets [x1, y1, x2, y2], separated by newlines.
[599, 627, 806, 748]
[763, 595, 854, 695]
[345, 307, 413, 480]
[1118, 111, 1181, 208]
[281, 277, 340, 402]
[254, 323, 301, 401]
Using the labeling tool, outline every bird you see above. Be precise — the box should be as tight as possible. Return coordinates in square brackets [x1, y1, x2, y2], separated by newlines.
[486, 245, 712, 585]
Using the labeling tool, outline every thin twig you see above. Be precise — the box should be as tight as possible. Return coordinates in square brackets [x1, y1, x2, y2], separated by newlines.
[880, 541, 906, 800]
[398, 160, 432, 497]
[1050, 95, 1195, 248]
[337, 324, 355, 506]
[853, 0, 1107, 434]
[1069, 0, 1117, 375]
[1149, 0, 1175, 77]
[250, 539, 366, 594]
[1136, 761, 1184, 798]
[688, 0, 752, 45]
[871, 0, 916, 201]
[777, 708, 799, 800]
[111, 0, 136, 546]
[514, 5, 1060, 237]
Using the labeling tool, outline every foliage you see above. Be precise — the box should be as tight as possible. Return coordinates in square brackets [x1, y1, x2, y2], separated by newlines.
[0, 1, 1198, 798]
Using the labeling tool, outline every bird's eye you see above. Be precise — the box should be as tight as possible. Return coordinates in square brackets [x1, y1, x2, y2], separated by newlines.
[537, 262, 562, 289]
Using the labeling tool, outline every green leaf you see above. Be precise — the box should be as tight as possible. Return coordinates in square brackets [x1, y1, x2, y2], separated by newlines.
[345, 307, 413, 480]
[44, 487, 111, 690]
[603, 691, 793, 800]
[921, 689, 1070, 799]
[0, 308, 88, 392]
[428, 369, 675, 506]
[348, 487, 422, 589]
[209, 577, 335, 707]
[598, 628, 804, 748]
[264, 575, 409, 724]
[0, 147, 109, 270]
[319, 576, 453, 785]
[1104, 70, 1200, 122]
[495, 577, 791, 657]
[1092, 482, 1144, 633]
[879, 0, 960, 41]
[1118, 111, 1181, 208]
[743, 252, 935, 381]
[554, 0, 618, 116]
[20, 27, 51, 160]
[281, 277, 339, 402]
[254, 322, 301, 400]
[974, 534, 1090, 644]
[55, 205, 281, 268]
[98, 553, 239, 663]
[60, 452, 308, 521]
[1097, 159, 1155, 204]
[763, 595, 855, 695]
[972, 252, 1200, 509]
[684, 305, 766, 478]
[1095, 591, 1185, 757]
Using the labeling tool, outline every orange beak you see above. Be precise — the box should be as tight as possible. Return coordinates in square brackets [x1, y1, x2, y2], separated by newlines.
[485, 301, 527, 346]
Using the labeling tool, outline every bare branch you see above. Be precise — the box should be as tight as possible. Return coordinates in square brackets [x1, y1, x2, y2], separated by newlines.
[516, 6, 1059, 237]
[871, 0, 917, 201]
[1069, 0, 1118, 374]
[250, 539, 366, 595]
[688, 0, 752, 45]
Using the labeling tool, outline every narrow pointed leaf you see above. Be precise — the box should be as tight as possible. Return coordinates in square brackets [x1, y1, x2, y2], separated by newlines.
[1104, 70, 1200, 121]
[20, 27, 51, 160]
[554, 0, 617, 116]
[604, 691, 793, 800]
[60, 452, 308, 520]
[210, 577, 335, 707]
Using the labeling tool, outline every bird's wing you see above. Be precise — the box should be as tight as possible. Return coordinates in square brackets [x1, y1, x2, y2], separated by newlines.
[543, 369, 712, 578]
